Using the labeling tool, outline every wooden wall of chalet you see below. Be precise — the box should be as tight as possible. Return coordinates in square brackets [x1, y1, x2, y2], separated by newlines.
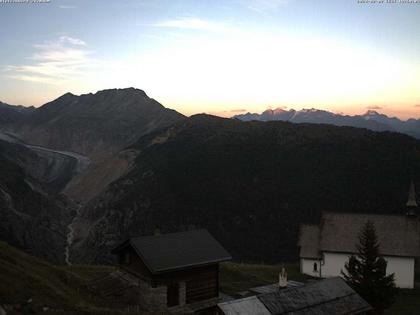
[117, 246, 219, 304]
[185, 266, 218, 304]
[117, 247, 152, 280]
[155, 264, 219, 304]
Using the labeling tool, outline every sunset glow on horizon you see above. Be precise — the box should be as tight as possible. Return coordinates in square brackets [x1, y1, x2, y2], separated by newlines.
[1, 0, 420, 119]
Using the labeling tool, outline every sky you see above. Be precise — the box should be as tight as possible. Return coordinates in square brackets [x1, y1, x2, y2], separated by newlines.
[0, 0, 420, 119]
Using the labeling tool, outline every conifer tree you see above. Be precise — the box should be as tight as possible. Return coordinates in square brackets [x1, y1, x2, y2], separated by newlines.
[341, 220, 396, 314]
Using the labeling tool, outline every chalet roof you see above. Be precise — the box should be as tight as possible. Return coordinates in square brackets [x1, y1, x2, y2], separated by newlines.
[218, 278, 371, 315]
[218, 296, 271, 315]
[111, 229, 231, 274]
[258, 277, 372, 315]
[319, 212, 420, 257]
[248, 281, 304, 295]
[298, 225, 321, 259]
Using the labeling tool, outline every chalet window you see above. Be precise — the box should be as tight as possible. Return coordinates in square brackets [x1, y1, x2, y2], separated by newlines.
[167, 283, 180, 307]
[313, 262, 318, 272]
[124, 252, 130, 264]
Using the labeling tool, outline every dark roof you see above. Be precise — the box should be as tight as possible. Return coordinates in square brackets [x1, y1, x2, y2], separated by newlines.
[299, 212, 420, 258]
[298, 225, 321, 259]
[319, 212, 420, 257]
[258, 277, 372, 315]
[218, 296, 271, 315]
[111, 229, 231, 274]
[248, 281, 304, 295]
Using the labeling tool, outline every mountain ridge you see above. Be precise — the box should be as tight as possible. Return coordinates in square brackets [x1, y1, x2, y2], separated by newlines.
[0, 88, 188, 264]
[72, 114, 420, 264]
[3, 89, 420, 266]
[2, 88, 186, 202]
[0, 101, 35, 126]
[233, 107, 420, 138]
[4, 88, 185, 158]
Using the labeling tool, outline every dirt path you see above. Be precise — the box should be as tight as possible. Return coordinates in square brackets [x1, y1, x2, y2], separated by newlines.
[64, 204, 82, 265]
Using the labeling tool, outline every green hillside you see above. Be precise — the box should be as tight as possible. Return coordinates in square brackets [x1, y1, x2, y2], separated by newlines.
[0, 241, 158, 314]
[219, 262, 310, 295]
[1, 241, 418, 314]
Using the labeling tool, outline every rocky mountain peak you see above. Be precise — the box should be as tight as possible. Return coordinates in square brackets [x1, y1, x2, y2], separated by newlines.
[363, 110, 381, 117]
[55, 92, 76, 101]
[234, 106, 420, 138]
[263, 107, 287, 115]
[7, 88, 185, 157]
[94, 87, 147, 97]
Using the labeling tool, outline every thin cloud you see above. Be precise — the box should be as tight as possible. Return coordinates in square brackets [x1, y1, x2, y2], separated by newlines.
[241, 0, 290, 13]
[207, 109, 248, 117]
[415, 104, 420, 107]
[3, 36, 94, 85]
[152, 17, 237, 33]
[267, 105, 288, 110]
[366, 105, 383, 110]
[58, 5, 77, 9]
[7, 74, 58, 85]
[59, 36, 86, 46]
[230, 109, 247, 113]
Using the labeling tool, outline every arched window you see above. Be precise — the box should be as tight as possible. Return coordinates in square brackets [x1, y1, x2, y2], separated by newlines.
[313, 262, 318, 272]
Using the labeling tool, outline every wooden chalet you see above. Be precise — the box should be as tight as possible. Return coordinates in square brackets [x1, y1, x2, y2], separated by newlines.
[111, 229, 232, 313]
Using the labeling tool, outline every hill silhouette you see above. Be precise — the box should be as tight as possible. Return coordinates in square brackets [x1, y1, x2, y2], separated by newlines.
[74, 115, 420, 263]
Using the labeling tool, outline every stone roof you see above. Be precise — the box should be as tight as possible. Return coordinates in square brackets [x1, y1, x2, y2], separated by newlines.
[111, 229, 232, 274]
[248, 281, 304, 295]
[218, 278, 371, 315]
[218, 296, 271, 315]
[258, 277, 371, 315]
[319, 212, 420, 257]
[298, 224, 321, 259]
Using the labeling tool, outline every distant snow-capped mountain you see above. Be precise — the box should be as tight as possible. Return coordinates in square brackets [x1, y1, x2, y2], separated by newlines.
[233, 108, 420, 138]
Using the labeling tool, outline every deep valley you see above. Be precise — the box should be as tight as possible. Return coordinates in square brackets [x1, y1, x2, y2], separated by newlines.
[2, 88, 420, 266]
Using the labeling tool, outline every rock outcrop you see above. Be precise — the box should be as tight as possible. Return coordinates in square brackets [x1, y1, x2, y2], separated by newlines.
[0, 142, 74, 263]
